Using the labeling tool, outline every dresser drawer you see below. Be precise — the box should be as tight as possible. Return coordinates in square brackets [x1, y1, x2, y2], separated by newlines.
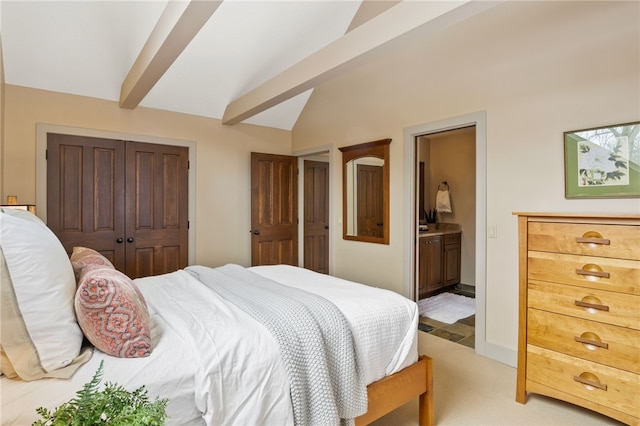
[528, 309, 640, 374]
[527, 345, 640, 418]
[527, 222, 639, 260]
[528, 251, 640, 295]
[528, 280, 640, 329]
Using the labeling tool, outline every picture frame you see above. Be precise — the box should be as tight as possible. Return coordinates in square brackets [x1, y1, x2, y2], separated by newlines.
[564, 121, 640, 199]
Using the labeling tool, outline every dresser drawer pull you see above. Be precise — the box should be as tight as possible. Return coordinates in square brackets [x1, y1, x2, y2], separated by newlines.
[573, 372, 607, 391]
[574, 296, 609, 312]
[574, 332, 609, 350]
[575, 267, 610, 279]
[575, 231, 610, 246]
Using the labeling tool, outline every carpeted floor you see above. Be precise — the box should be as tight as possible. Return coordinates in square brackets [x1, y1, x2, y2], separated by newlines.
[370, 332, 623, 426]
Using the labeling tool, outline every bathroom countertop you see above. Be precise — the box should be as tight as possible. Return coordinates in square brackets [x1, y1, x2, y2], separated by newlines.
[418, 223, 461, 237]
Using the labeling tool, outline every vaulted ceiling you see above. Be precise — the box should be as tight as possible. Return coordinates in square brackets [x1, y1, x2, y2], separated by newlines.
[1, 1, 500, 130]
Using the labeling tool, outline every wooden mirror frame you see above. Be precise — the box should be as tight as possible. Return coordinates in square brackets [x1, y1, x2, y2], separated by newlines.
[339, 138, 391, 244]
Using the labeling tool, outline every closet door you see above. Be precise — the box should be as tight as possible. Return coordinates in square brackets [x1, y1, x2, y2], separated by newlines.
[125, 142, 189, 278]
[47, 134, 126, 269]
[47, 134, 188, 279]
[303, 160, 329, 274]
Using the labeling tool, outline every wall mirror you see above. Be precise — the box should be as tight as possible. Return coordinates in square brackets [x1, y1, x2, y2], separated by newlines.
[339, 138, 390, 244]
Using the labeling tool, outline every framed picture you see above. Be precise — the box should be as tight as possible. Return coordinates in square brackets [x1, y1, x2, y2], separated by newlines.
[564, 121, 640, 198]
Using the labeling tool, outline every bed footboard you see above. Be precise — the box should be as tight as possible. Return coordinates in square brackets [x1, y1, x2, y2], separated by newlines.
[355, 355, 434, 426]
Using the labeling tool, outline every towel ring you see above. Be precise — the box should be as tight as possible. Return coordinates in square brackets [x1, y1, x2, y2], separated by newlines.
[438, 181, 449, 191]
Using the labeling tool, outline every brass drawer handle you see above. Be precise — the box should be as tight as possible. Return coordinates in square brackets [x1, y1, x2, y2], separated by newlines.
[573, 372, 607, 391]
[575, 237, 611, 245]
[574, 332, 609, 350]
[575, 231, 610, 245]
[574, 296, 609, 312]
[575, 265, 610, 279]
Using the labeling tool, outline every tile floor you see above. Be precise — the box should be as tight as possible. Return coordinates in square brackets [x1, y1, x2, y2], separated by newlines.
[418, 284, 476, 349]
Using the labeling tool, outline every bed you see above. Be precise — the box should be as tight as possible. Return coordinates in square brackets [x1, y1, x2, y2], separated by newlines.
[0, 208, 433, 426]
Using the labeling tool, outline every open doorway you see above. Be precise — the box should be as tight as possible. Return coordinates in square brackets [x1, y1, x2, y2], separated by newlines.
[403, 111, 488, 357]
[415, 126, 476, 348]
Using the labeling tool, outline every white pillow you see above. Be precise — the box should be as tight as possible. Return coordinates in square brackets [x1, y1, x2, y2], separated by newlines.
[0, 207, 46, 226]
[0, 211, 87, 380]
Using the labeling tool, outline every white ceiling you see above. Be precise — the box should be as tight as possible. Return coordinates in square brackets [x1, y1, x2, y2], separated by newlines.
[1, 0, 365, 130]
[0, 1, 498, 130]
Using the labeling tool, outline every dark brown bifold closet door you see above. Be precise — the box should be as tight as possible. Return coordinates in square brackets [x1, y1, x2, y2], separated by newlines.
[47, 133, 188, 279]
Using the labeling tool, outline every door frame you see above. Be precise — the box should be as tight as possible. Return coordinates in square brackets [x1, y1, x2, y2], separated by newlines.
[35, 123, 197, 266]
[294, 145, 333, 274]
[403, 111, 491, 361]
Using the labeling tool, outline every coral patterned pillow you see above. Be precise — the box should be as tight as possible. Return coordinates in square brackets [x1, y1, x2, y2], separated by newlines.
[70, 247, 115, 281]
[75, 267, 152, 358]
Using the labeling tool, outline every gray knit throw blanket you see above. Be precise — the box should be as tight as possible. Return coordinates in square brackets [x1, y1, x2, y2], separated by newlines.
[186, 264, 368, 426]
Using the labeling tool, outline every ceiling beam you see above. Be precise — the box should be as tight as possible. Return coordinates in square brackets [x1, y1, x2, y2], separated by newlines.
[222, 1, 499, 126]
[346, 0, 402, 33]
[119, 0, 222, 109]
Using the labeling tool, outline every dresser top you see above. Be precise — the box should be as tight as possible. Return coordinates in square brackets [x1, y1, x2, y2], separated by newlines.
[512, 212, 640, 219]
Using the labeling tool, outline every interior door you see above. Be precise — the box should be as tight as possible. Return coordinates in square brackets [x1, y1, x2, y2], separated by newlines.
[47, 133, 188, 279]
[251, 152, 298, 266]
[47, 134, 126, 268]
[356, 164, 384, 237]
[125, 142, 189, 278]
[303, 160, 329, 273]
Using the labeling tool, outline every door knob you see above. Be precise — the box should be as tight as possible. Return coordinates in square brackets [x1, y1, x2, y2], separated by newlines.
[252, 229, 260, 235]
[116, 238, 124, 243]
[127, 237, 134, 243]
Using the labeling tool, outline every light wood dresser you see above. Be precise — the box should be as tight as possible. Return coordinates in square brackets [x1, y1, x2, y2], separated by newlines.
[514, 213, 640, 425]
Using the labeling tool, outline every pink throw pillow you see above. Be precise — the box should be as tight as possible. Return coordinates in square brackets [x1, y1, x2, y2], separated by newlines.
[70, 247, 115, 280]
[75, 267, 152, 358]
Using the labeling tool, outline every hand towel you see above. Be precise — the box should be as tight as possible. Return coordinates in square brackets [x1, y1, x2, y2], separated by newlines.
[435, 189, 452, 213]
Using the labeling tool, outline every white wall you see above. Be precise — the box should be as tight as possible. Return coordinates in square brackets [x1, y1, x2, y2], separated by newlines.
[292, 1, 640, 361]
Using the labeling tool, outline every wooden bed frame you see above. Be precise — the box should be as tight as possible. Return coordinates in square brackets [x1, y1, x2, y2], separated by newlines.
[355, 355, 434, 426]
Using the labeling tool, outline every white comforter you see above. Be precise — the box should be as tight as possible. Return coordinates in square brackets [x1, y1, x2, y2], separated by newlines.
[1, 265, 418, 425]
[249, 265, 418, 384]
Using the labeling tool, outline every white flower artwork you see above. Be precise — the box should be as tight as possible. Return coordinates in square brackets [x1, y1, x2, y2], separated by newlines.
[565, 122, 639, 198]
[576, 135, 629, 187]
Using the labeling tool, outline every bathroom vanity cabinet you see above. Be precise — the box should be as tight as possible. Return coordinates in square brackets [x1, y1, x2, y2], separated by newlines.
[418, 230, 461, 299]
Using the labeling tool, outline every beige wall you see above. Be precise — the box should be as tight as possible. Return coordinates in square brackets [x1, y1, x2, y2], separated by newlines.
[425, 129, 476, 287]
[1, 34, 5, 200]
[292, 1, 640, 357]
[3, 85, 291, 268]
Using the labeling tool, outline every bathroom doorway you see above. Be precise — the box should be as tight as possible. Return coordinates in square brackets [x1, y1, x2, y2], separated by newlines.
[415, 126, 476, 348]
[403, 111, 487, 356]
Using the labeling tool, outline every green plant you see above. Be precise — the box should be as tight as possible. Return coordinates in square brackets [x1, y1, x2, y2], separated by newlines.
[33, 360, 168, 426]
[426, 208, 437, 224]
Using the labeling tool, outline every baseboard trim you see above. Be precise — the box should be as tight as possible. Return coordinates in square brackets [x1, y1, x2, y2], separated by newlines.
[455, 283, 476, 295]
[477, 341, 517, 368]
